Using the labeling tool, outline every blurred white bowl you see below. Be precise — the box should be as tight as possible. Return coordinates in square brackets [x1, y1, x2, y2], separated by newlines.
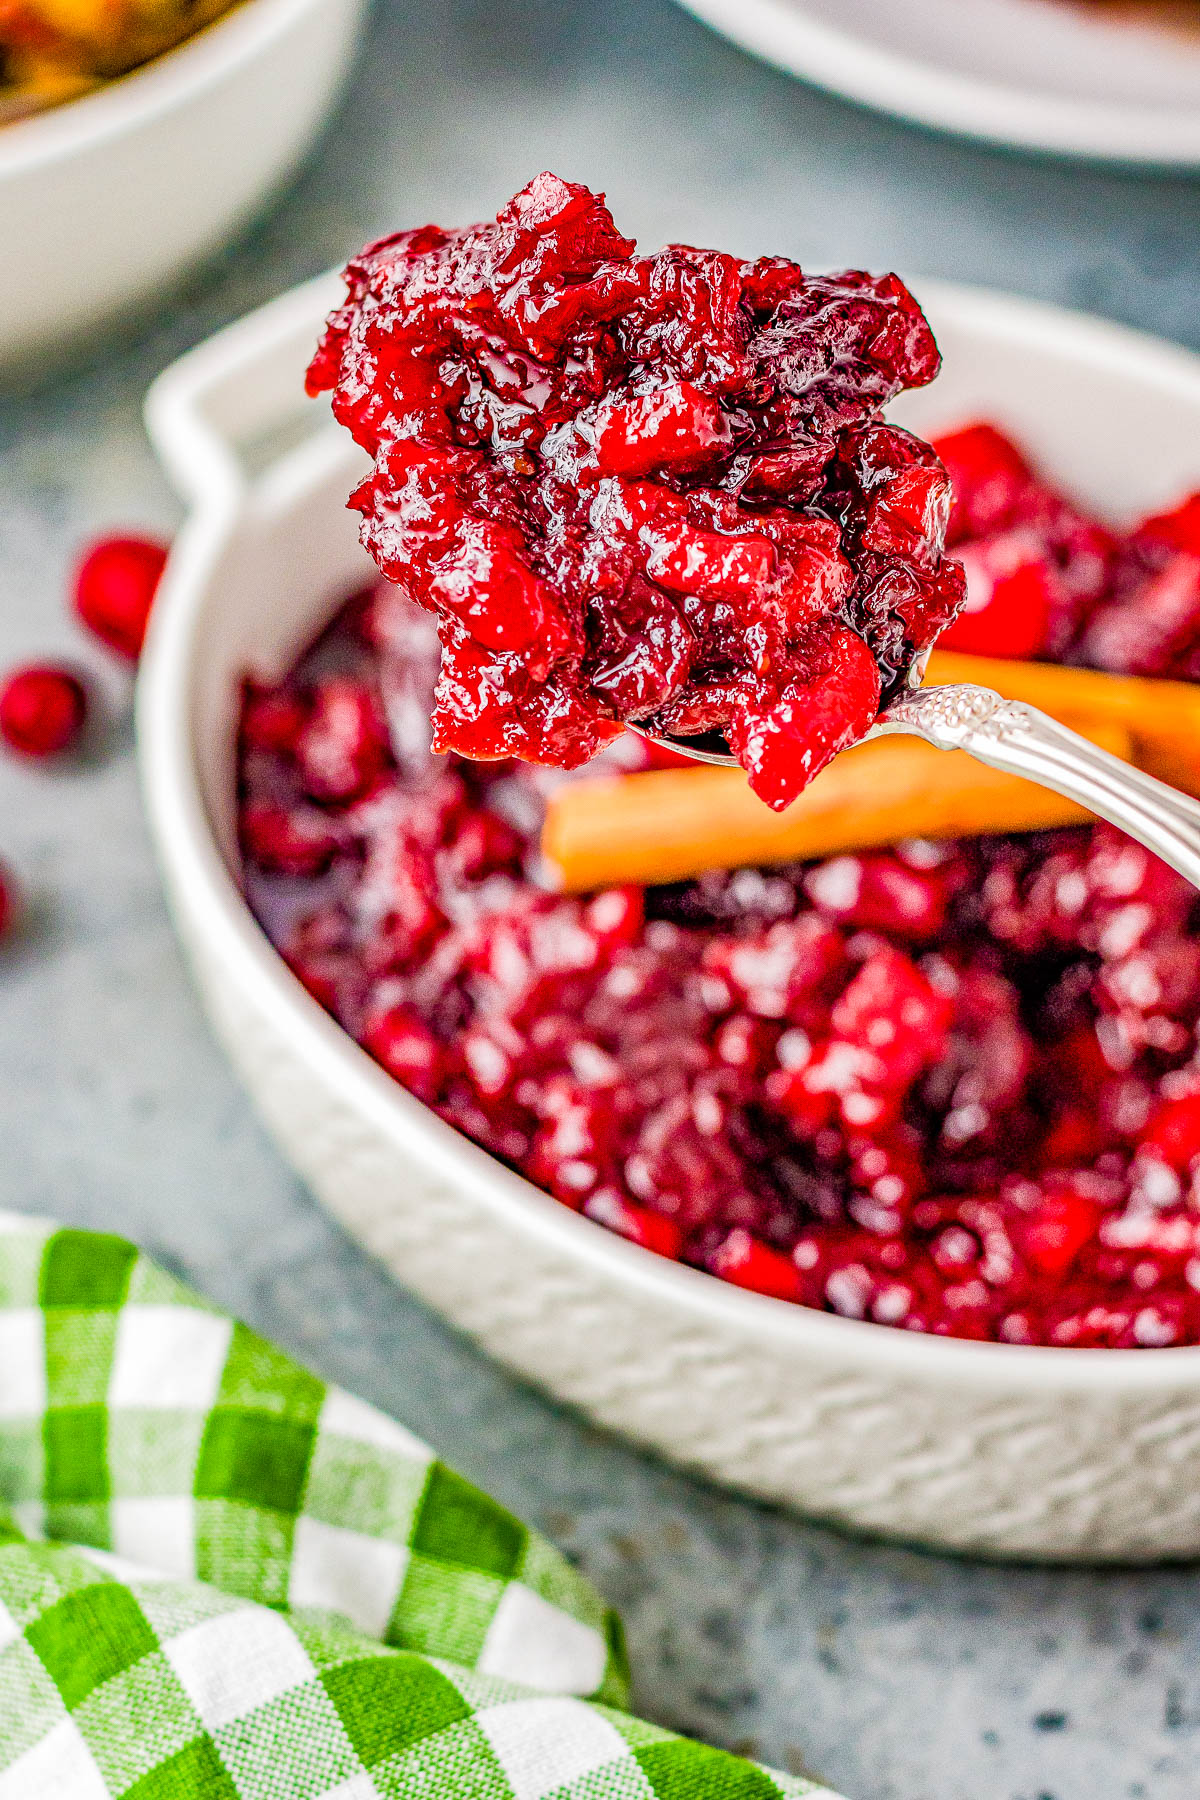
[140, 272, 1200, 1563]
[0, 0, 366, 368]
[673, 0, 1200, 165]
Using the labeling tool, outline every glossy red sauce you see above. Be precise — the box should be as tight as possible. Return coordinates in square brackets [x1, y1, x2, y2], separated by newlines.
[238, 422, 1200, 1348]
[306, 174, 963, 810]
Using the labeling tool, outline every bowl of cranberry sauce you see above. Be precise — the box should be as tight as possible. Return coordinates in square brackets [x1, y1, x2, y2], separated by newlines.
[142, 270, 1200, 1560]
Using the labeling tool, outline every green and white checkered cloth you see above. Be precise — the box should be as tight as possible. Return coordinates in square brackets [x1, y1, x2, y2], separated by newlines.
[0, 1214, 838, 1799]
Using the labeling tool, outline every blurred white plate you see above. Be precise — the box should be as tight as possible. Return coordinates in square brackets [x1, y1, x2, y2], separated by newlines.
[673, 0, 1200, 164]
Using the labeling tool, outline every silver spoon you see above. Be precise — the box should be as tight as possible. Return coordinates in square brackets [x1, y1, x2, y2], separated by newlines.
[632, 651, 1200, 891]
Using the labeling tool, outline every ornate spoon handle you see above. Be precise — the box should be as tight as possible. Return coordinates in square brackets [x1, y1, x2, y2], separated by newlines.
[877, 684, 1200, 891]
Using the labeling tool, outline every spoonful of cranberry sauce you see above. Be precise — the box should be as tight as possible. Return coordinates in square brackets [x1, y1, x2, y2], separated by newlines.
[309, 175, 1200, 887]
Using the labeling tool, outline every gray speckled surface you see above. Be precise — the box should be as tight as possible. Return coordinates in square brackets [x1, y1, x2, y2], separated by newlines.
[3, 3, 1200, 1795]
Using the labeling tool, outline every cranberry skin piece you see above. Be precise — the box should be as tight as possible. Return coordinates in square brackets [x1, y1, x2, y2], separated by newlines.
[765, 1059, 837, 1138]
[703, 914, 844, 1022]
[1082, 553, 1200, 677]
[447, 809, 524, 880]
[585, 579, 696, 719]
[1132, 491, 1200, 560]
[240, 684, 310, 756]
[938, 536, 1054, 659]
[286, 952, 343, 1014]
[847, 1130, 926, 1213]
[585, 884, 645, 948]
[73, 534, 168, 661]
[584, 1189, 683, 1259]
[931, 422, 1032, 546]
[427, 520, 572, 660]
[592, 382, 730, 477]
[837, 424, 953, 570]
[0, 665, 88, 758]
[529, 1077, 615, 1206]
[1037, 1104, 1106, 1170]
[710, 1228, 802, 1301]
[730, 625, 882, 812]
[804, 852, 952, 942]
[713, 1012, 774, 1073]
[297, 677, 389, 802]
[831, 947, 953, 1092]
[770, 1036, 834, 1130]
[1140, 1090, 1200, 1172]
[362, 1006, 444, 1102]
[239, 801, 343, 876]
[1020, 1190, 1100, 1278]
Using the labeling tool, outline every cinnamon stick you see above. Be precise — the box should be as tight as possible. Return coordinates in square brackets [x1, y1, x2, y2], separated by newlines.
[543, 724, 1132, 893]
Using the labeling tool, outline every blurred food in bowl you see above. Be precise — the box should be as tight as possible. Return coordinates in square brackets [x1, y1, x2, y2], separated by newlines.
[0, 0, 239, 122]
[0, 0, 366, 367]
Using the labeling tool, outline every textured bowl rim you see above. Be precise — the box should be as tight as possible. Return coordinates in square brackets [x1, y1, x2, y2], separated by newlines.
[0, 0, 339, 177]
[138, 271, 1200, 1396]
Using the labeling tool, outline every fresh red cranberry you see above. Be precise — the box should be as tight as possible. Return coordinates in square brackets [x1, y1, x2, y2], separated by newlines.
[0, 665, 87, 758]
[73, 534, 168, 661]
[309, 175, 961, 810]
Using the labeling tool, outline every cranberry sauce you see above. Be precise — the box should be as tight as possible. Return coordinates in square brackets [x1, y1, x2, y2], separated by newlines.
[307, 174, 964, 811]
[238, 426, 1200, 1349]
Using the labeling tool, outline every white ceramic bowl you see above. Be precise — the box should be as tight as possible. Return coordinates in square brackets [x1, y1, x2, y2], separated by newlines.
[140, 273, 1200, 1563]
[0, 0, 366, 368]
[673, 0, 1200, 166]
